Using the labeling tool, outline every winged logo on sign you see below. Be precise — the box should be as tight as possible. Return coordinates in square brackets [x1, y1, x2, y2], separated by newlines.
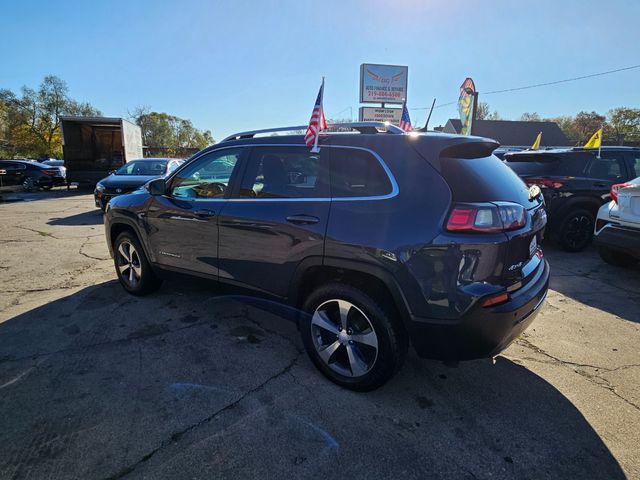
[366, 69, 405, 84]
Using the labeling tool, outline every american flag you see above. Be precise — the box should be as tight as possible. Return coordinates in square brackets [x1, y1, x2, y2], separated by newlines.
[305, 79, 327, 151]
[399, 103, 412, 132]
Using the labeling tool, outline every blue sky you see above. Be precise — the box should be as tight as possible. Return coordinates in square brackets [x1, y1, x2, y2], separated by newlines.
[1, 0, 639, 140]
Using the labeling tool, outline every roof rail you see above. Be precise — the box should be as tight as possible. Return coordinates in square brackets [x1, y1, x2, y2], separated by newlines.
[221, 121, 405, 143]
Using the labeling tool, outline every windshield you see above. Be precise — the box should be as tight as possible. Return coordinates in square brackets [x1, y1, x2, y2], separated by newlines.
[115, 160, 167, 176]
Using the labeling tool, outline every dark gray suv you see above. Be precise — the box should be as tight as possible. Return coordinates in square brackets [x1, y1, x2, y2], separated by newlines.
[104, 122, 549, 390]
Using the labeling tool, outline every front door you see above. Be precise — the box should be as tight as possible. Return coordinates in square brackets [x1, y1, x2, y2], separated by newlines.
[144, 148, 245, 276]
[218, 146, 331, 297]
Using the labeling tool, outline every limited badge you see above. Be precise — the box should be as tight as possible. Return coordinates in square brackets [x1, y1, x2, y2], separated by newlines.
[116, 188, 122, 193]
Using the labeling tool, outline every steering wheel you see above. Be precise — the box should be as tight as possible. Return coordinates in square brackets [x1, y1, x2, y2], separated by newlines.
[193, 182, 227, 198]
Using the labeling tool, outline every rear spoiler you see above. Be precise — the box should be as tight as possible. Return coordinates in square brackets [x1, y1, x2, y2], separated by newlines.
[440, 140, 500, 159]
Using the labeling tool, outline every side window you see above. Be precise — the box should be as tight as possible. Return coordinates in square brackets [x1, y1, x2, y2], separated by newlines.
[586, 154, 625, 180]
[626, 154, 640, 178]
[239, 147, 329, 198]
[170, 149, 242, 199]
[330, 149, 392, 198]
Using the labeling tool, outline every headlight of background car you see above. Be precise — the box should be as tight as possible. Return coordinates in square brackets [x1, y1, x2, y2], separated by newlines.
[95, 183, 105, 192]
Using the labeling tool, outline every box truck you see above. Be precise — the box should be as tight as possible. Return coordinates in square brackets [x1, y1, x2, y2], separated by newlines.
[60, 116, 143, 188]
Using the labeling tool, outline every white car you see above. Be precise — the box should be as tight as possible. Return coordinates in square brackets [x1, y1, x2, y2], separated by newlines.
[594, 177, 640, 266]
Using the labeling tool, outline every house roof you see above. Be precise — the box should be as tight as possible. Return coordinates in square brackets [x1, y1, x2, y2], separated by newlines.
[442, 119, 570, 147]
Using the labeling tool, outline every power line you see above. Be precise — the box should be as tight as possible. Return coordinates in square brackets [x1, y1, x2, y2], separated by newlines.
[410, 63, 640, 111]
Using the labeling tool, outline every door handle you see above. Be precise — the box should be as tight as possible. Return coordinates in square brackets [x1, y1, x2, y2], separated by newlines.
[286, 214, 319, 225]
[194, 209, 216, 218]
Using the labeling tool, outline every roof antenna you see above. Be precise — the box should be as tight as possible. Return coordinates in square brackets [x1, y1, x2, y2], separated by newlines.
[418, 98, 436, 132]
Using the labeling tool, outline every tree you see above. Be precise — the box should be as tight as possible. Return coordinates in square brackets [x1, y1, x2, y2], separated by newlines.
[573, 111, 606, 142]
[129, 108, 214, 153]
[0, 75, 101, 158]
[520, 112, 541, 122]
[607, 107, 640, 144]
[475, 102, 500, 120]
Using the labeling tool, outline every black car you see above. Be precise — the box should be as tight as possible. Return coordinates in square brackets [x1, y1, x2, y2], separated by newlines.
[104, 122, 549, 391]
[0, 160, 65, 191]
[94, 158, 184, 210]
[504, 147, 640, 251]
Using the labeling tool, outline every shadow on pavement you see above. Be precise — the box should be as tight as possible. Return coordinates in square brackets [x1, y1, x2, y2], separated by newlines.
[0, 280, 626, 479]
[47, 209, 104, 226]
[0, 188, 89, 204]
[544, 243, 640, 323]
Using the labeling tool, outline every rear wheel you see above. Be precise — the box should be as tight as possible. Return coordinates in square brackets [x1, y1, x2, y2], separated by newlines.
[113, 232, 162, 295]
[300, 283, 407, 391]
[598, 246, 638, 267]
[558, 209, 594, 252]
[22, 177, 36, 192]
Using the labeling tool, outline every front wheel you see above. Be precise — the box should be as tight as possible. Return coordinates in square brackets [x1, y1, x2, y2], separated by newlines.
[558, 209, 595, 252]
[300, 283, 408, 391]
[113, 232, 162, 295]
[598, 246, 638, 267]
[22, 177, 36, 192]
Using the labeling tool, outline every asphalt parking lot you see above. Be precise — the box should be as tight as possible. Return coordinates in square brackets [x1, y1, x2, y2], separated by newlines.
[1, 190, 639, 479]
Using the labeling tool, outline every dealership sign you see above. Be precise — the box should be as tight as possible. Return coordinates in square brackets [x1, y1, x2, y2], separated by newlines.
[359, 107, 402, 124]
[360, 63, 408, 104]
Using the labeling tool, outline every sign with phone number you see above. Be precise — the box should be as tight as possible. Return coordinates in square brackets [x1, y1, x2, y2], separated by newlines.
[360, 63, 408, 104]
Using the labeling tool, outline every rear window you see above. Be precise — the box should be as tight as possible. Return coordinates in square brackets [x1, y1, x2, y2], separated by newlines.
[330, 148, 392, 198]
[441, 155, 531, 205]
[505, 153, 591, 176]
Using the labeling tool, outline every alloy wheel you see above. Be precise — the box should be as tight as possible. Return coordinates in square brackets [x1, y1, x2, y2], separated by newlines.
[310, 299, 379, 378]
[564, 214, 592, 249]
[116, 241, 142, 287]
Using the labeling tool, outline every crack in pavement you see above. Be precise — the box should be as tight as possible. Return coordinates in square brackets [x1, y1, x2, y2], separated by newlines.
[516, 338, 640, 413]
[102, 352, 303, 480]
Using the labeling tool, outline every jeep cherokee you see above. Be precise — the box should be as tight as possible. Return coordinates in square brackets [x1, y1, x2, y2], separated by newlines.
[104, 122, 549, 391]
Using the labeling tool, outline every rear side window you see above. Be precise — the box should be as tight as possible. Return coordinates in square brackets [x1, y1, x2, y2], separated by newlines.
[330, 148, 392, 198]
[505, 153, 590, 176]
[585, 155, 625, 180]
[627, 154, 640, 177]
[239, 147, 329, 198]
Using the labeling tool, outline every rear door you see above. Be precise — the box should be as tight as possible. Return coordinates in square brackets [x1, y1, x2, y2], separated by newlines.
[217, 145, 330, 297]
[145, 148, 245, 276]
[585, 152, 628, 196]
[0, 161, 26, 188]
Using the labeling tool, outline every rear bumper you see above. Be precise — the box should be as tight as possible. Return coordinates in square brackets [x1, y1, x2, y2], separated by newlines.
[407, 258, 550, 361]
[594, 224, 640, 259]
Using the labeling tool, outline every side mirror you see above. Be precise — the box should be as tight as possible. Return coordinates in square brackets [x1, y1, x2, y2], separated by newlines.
[147, 178, 167, 196]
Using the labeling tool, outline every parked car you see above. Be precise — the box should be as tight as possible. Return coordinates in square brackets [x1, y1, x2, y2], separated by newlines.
[94, 158, 184, 210]
[0, 160, 65, 191]
[104, 123, 549, 391]
[504, 147, 640, 251]
[42, 159, 67, 180]
[594, 177, 640, 266]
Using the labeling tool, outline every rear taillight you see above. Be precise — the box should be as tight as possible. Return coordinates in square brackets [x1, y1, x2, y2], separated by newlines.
[524, 178, 563, 189]
[42, 169, 57, 176]
[446, 203, 526, 233]
[611, 183, 632, 204]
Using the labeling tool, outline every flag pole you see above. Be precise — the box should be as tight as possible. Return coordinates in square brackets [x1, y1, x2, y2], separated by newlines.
[311, 77, 324, 154]
[598, 123, 603, 159]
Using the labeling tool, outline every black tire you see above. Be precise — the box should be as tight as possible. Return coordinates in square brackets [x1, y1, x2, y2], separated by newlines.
[598, 246, 638, 267]
[22, 177, 36, 192]
[300, 283, 408, 391]
[557, 209, 595, 252]
[42, 184, 52, 190]
[113, 232, 162, 296]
